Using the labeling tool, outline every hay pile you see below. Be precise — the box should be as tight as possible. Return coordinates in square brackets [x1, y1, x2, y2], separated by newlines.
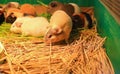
[0, 7, 114, 74]
[0, 26, 114, 74]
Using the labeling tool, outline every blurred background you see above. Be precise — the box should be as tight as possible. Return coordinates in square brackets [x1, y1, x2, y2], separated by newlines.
[0, 0, 120, 74]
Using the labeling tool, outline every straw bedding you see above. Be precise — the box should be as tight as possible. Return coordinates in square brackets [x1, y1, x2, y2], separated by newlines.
[0, 26, 114, 74]
[0, 7, 114, 74]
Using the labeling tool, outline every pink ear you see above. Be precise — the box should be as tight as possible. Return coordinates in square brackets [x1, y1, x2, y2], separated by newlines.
[15, 22, 22, 27]
[52, 28, 62, 35]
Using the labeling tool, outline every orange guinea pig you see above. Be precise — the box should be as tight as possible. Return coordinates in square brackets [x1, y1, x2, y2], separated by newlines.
[34, 5, 47, 15]
[20, 4, 36, 16]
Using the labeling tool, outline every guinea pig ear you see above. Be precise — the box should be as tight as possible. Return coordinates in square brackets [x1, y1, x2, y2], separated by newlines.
[52, 27, 62, 35]
[15, 22, 23, 27]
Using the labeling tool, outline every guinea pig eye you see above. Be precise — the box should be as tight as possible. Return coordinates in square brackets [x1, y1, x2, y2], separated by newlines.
[73, 15, 80, 19]
[72, 15, 80, 20]
[48, 34, 52, 38]
[0, 11, 2, 15]
[50, 2, 57, 7]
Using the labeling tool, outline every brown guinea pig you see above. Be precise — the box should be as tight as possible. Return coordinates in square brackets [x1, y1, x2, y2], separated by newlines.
[47, 1, 74, 17]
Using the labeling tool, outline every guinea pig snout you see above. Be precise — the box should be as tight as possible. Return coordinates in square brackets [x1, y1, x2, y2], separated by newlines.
[45, 29, 52, 39]
[45, 28, 58, 42]
[44, 33, 53, 43]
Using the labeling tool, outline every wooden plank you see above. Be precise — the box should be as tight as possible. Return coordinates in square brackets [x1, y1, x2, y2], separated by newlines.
[100, 0, 120, 24]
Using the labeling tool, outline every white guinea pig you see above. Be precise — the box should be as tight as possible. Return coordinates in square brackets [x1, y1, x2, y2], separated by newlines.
[10, 16, 32, 34]
[44, 10, 72, 44]
[10, 17, 49, 37]
[21, 17, 49, 37]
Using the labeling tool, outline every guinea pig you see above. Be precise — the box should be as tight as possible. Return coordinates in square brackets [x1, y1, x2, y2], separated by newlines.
[64, 4, 75, 17]
[0, 8, 5, 25]
[44, 10, 72, 44]
[6, 13, 17, 24]
[47, 1, 74, 17]
[21, 17, 49, 37]
[3, 2, 19, 11]
[20, 4, 36, 16]
[47, 1, 64, 14]
[5, 8, 23, 24]
[34, 5, 47, 15]
[6, 8, 22, 17]
[72, 12, 93, 29]
[69, 3, 81, 15]
[10, 16, 32, 34]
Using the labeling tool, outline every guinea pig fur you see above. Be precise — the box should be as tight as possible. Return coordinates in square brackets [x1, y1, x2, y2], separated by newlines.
[44, 10, 72, 44]
[47, 1, 64, 14]
[8, 2, 19, 8]
[34, 5, 47, 15]
[20, 4, 36, 16]
[72, 12, 93, 29]
[47, 1, 74, 17]
[64, 4, 75, 17]
[6, 8, 22, 17]
[10, 17, 32, 34]
[6, 13, 17, 24]
[21, 17, 49, 37]
[0, 9, 5, 25]
[69, 3, 81, 15]
[3, 2, 19, 11]
[6, 8, 23, 24]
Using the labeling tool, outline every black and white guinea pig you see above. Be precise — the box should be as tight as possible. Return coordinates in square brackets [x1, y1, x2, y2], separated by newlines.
[0, 8, 5, 25]
[72, 12, 93, 29]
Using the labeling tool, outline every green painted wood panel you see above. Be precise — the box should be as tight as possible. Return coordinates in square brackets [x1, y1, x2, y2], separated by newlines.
[93, 0, 120, 74]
